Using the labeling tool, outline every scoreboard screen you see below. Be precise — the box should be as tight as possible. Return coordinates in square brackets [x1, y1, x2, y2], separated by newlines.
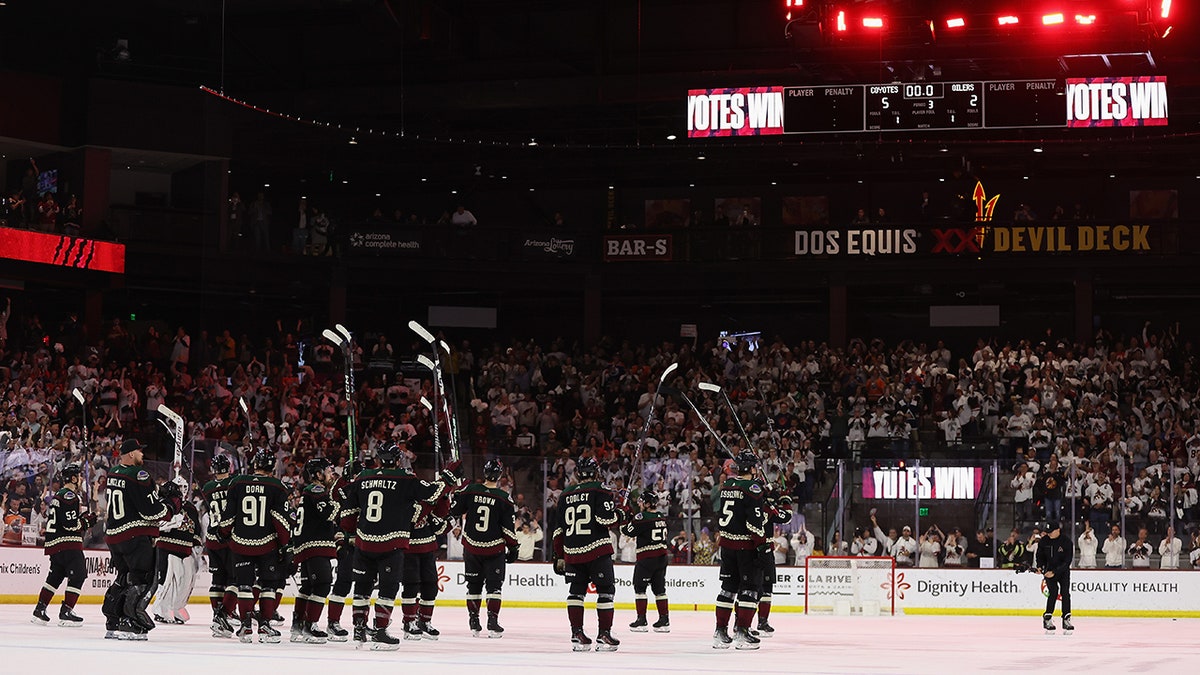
[865, 82, 982, 131]
[685, 76, 1167, 136]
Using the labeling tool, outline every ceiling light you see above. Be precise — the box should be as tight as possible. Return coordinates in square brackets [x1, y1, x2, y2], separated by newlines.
[666, 134, 677, 141]
[348, 137, 358, 145]
[1033, 147, 1043, 153]
[528, 139, 538, 147]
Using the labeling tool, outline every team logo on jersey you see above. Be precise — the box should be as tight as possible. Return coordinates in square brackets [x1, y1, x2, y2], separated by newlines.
[749, 483, 763, 495]
[311, 484, 325, 494]
[63, 490, 76, 501]
[137, 470, 150, 481]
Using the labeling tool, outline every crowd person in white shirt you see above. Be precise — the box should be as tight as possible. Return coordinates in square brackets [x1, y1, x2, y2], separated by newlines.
[889, 525, 919, 567]
[870, 513, 895, 551]
[918, 527, 942, 568]
[1076, 522, 1098, 568]
[772, 526, 790, 565]
[1011, 463, 1036, 524]
[851, 527, 880, 556]
[1158, 526, 1183, 569]
[790, 527, 815, 566]
[1102, 525, 1126, 568]
[446, 522, 465, 561]
[943, 528, 965, 567]
[1128, 528, 1153, 568]
[515, 521, 543, 562]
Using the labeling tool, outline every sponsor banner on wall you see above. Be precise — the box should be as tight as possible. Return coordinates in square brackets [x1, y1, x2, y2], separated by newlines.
[520, 235, 578, 260]
[0, 227, 126, 273]
[3, 548, 1196, 615]
[346, 228, 423, 255]
[603, 234, 673, 262]
[793, 228, 920, 257]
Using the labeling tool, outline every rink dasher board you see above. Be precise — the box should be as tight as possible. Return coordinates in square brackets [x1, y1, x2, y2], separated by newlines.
[1, 547, 1197, 617]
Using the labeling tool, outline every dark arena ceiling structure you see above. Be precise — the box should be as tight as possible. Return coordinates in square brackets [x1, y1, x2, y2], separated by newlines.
[3, 0, 1199, 194]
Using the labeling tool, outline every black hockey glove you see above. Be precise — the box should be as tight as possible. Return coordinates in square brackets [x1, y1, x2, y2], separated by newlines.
[159, 481, 184, 515]
[755, 543, 774, 567]
[279, 548, 297, 577]
[552, 556, 566, 576]
[506, 546, 519, 564]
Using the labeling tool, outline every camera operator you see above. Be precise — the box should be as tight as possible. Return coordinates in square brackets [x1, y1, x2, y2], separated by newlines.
[1035, 522, 1073, 632]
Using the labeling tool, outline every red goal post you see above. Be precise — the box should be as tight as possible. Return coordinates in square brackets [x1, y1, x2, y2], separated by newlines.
[804, 556, 896, 616]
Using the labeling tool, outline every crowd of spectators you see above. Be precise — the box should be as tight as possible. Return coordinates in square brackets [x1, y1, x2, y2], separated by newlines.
[2, 295, 1198, 568]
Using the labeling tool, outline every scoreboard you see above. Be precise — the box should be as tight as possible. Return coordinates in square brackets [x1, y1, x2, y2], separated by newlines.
[687, 76, 1167, 136]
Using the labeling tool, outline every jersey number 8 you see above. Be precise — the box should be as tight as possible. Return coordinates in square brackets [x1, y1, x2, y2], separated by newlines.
[365, 491, 385, 523]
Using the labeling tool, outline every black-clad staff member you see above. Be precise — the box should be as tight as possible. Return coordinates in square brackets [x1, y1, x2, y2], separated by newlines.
[1035, 521, 1074, 633]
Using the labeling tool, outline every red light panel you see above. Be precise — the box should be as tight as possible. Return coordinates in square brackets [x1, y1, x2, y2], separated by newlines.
[1043, 12, 1064, 24]
[837, 10, 847, 31]
[1160, 0, 1171, 18]
[0, 227, 126, 274]
[1075, 13, 1096, 24]
[862, 16, 884, 28]
[946, 17, 966, 27]
[997, 15, 1019, 25]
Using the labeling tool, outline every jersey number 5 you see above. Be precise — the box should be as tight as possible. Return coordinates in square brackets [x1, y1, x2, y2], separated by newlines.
[719, 501, 735, 528]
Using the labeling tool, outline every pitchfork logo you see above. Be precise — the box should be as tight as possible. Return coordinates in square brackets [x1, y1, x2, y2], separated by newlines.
[52, 235, 98, 269]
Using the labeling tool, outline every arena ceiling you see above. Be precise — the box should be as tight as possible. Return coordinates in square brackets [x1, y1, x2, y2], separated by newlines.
[2, 0, 1199, 189]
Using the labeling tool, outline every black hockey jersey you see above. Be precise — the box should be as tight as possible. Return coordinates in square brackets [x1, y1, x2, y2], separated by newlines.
[552, 480, 624, 564]
[202, 476, 233, 550]
[716, 476, 767, 551]
[156, 501, 202, 557]
[219, 473, 291, 556]
[450, 483, 517, 556]
[619, 508, 668, 561]
[338, 468, 450, 553]
[104, 464, 174, 545]
[44, 487, 88, 555]
[292, 482, 340, 563]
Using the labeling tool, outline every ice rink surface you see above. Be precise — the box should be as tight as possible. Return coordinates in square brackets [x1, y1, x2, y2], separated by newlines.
[2, 604, 1194, 674]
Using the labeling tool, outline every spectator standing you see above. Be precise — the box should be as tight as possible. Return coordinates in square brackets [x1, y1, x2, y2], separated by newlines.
[998, 530, 1026, 569]
[1011, 463, 1035, 524]
[37, 193, 60, 232]
[515, 521, 543, 562]
[249, 193, 272, 252]
[966, 530, 994, 568]
[1158, 527, 1182, 569]
[917, 528, 941, 568]
[1102, 525, 1126, 568]
[1127, 528, 1153, 568]
[1077, 522, 1098, 568]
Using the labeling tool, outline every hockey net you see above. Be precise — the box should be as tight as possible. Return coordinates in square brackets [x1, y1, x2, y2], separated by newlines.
[805, 556, 896, 615]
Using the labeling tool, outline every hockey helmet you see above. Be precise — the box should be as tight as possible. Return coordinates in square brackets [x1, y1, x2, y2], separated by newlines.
[376, 442, 402, 468]
[59, 463, 83, 483]
[251, 448, 275, 473]
[304, 457, 332, 482]
[210, 454, 232, 475]
[483, 458, 504, 482]
[575, 456, 599, 481]
[735, 450, 759, 474]
[639, 489, 657, 507]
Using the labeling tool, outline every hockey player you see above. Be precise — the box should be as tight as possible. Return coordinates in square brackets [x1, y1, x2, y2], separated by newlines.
[713, 450, 769, 650]
[756, 489, 793, 637]
[552, 456, 627, 652]
[621, 490, 670, 633]
[339, 443, 460, 650]
[1035, 521, 1074, 633]
[201, 454, 237, 637]
[32, 463, 94, 626]
[103, 439, 183, 640]
[324, 458, 365, 642]
[219, 448, 292, 643]
[401, 488, 451, 640]
[452, 458, 519, 637]
[152, 489, 202, 624]
[290, 457, 339, 644]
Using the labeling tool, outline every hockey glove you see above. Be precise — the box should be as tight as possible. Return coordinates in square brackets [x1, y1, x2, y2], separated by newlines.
[755, 543, 774, 568]
[552, 557, 566, 576]
[506, 546, 519, 564]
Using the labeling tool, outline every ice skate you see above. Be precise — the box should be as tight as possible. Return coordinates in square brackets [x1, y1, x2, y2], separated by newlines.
[734, 626, 761, 650]
[469, 614, 483, 637]
[351, 621, 368, 645]
[367, 627, 401, 651]
[418, 620, 440, 640]
[237, 621, 255, 643]
[258, 621, 282, 643]
[571, 627, 592, 651]
[326, 620, 349, 642]
[1062, 616, 1074, 634]
[290, 621, 306, 643]
[712, 627, 733, 649]
[652, 617, 671, 633]
[756, 620, 775, 637]
[595, 629, 620, 652]
[1043, 615, 1056, 634]
[120, 618, 148, 641]
[31, 603, 50, 625]
[629, 616, 649, 632]
[403, 620, 423, 641]
[304, 623, 329, 644]
[487, 615, 505, 638]
[58, 606, 84, 627]
[211, 612, 234, 638]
